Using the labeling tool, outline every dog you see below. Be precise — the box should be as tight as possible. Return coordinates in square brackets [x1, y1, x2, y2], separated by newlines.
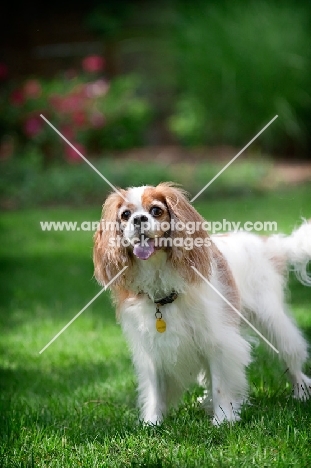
[93, 182, 311, 425]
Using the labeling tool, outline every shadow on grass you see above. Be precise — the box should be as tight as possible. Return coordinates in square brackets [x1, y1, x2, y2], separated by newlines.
[0, 354, 138, 434]
[0, 358, 131, 397]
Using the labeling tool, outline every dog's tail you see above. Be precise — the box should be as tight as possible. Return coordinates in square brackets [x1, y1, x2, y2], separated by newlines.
[267, 220, 311, 286]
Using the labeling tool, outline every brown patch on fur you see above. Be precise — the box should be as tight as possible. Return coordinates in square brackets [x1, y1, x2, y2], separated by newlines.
[93, 189, 131, 288]
[210, 242, 241, 325]
[120, 203, 137, 213]
[148, 182, 211, 283]
[141, 188, 167, 208]
[141, 187, 171, 236]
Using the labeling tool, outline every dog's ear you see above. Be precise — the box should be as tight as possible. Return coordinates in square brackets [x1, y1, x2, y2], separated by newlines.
[93, 190, 130, 287]
[158, 182, 211, 282]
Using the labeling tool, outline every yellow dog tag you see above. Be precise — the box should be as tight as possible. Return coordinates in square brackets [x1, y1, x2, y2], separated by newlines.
[156, 318, 166, 333]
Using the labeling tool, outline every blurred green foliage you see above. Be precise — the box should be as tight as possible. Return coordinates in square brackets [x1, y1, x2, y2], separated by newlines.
[86, 1, 133, 38]
[83, 0, 311, 154]
[168, 0, 311, 151]
[0, 153, 272, 209]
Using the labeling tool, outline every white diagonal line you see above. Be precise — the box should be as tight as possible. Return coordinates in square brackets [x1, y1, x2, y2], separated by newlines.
[191, 266, 279, 354]
[40, 114, 127, 201]
[190, 115, 278, 202]
[39, 266, 128, 354]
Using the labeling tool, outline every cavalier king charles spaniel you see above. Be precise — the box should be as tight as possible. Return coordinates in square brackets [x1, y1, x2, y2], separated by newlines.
[93, 182, 311, 425]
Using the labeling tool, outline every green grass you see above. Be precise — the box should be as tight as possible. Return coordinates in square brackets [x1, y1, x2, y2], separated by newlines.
[1, 184, 311, 467]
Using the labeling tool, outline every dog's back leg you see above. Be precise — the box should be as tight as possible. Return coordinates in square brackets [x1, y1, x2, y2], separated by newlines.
[248, 292, 311, 399]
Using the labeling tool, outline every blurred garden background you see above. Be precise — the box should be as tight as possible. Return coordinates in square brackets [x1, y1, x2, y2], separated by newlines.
[1, 1, 311, 466]
[1, 0, 311, 208]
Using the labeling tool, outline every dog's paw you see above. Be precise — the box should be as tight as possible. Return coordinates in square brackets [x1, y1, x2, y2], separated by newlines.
[212, 411, 241, 426]
[142, 415, 163, 426]
[293, 374, 311, 400]
[212, 402, 242, 426]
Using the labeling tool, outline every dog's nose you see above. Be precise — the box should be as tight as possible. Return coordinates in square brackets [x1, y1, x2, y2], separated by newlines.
[133, 215, 148, 226]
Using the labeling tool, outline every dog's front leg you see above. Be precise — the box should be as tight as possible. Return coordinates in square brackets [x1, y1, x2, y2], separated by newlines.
[135, 357, 167, 425]
[208, 333, 250, 425]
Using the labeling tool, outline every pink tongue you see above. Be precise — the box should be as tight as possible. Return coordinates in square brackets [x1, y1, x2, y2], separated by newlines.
[133, 238, 155, 260]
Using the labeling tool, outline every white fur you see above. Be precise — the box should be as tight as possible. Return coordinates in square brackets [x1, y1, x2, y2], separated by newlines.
[126, 186, 149, 208]
[120, 257, 251, 425]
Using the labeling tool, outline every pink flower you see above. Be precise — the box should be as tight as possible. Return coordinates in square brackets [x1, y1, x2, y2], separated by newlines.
[89, 111, 106, 128]
[50, 91, 84, 114]
[86, 79, 110, 98]
[60, 125, 75, 141]
[61, 94, 83, 113]
[24, 79, 42, 99]
[82, 55, 105, 73]
[64, 142, 85, 163]
[72, 110, 86, 127]
[23, 115, 43, 137]
[10, 89, 24, 106]
[0, 62, 8, 80]
[49, 94, 62, 110]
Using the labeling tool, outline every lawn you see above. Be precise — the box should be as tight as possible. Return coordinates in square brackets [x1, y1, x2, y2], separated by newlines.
[1, 184, 311, 467]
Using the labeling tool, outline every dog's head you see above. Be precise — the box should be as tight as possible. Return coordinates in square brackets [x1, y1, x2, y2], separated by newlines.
[93, 182, 211, 287]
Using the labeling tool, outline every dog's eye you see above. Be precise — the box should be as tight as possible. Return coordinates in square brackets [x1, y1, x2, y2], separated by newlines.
[121, 210, 131, 221]
[150, 206, 163, 217]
